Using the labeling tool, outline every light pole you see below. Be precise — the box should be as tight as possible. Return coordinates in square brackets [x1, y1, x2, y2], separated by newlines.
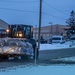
[35, 25, 37, 41]
[56, 24, 58, 35]
[49, 22, 53, 37]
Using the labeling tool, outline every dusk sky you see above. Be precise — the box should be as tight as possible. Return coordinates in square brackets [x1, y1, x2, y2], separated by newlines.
[0, 0, 75, 27]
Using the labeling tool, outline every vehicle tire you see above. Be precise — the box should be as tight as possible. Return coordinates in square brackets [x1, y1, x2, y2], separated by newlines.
[3, 55, 9, 60]
[0, 55, 8, 60]
[21, 56, 29, 60]
[14, 56, 19, 60]
[0, 55, 3, 60]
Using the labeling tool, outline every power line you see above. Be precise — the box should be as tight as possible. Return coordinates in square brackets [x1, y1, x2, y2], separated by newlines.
[0, 7, 38, 13]
[0, 1, 67, 21]
[42, 12, 66, 20]
[0, 0, 38, 3]
[43, 0, 68, 15]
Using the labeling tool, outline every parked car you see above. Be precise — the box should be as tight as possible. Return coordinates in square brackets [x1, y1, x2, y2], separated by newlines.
[51, 35, 66, 44]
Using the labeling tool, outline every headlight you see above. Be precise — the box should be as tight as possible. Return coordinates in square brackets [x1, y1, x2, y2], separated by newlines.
[19, 33, 23, 37]
[16, 33, 23, 37]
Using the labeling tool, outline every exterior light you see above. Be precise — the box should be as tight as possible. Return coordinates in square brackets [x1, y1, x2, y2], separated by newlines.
[16, 32, 23, 37]
[17, 33, 18, 37]
[6, 29, 9, 33]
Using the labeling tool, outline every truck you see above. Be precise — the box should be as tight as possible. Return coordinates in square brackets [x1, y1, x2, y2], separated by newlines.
[0, 24, 38, 60]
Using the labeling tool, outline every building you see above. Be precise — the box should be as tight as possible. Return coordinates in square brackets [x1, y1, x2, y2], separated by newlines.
[0, 19, 9, 29]
[0, 19, 9, 38]
[33, 24, 67, 40]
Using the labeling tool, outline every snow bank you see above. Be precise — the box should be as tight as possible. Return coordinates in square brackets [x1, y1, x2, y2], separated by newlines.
[39, 41, 75, 51]
[54, 56, 75, 62]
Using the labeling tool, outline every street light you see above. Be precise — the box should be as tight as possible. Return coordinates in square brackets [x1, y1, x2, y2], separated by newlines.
[49, 22, 53, 37]
[35, 25, 37, 41]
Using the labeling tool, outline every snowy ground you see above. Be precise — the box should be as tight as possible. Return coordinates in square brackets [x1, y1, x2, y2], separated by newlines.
[0, 64, 75, 75]
[0, 41, 75, 75]
[39, 41, 75, 51]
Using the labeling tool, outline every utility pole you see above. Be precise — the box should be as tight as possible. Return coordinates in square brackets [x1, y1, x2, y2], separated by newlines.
[38, 0, 42, 50]
[35, 0, 42, 66]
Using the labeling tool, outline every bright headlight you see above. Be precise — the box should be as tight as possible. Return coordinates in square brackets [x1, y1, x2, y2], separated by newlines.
[19, 33, 22, 37]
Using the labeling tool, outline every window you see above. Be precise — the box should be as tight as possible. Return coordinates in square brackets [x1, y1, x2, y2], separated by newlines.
[26, 27, 31, 36]
[52, 38, 61, 40]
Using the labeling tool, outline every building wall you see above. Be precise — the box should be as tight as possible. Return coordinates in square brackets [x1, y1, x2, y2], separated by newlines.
[33, 24, 66, 40]
[0, 19, 9, 29]
[0, 19, 9, 38]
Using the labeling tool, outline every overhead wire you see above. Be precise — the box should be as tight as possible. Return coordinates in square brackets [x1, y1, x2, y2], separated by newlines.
[43, 0, 68, 15]
[0, 0, 67, 20]
[0, 0, 38, 3]
[0, 8, 66, 20]
[42, 12, 66, 20]
[0, 7, 38, 13]
[42, 0, 67, 21]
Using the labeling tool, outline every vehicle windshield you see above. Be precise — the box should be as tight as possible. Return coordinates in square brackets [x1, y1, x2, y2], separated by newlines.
[52, 38, 61, 40]
[70, 38, 75, 40]
[10, 25, 32, 38]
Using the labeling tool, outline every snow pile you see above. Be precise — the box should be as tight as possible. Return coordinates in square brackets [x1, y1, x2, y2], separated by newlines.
[54, 56, 75, 62]
[40, 44, 58, 51]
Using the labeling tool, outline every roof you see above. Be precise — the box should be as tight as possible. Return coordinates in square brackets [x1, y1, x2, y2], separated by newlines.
[0, 19, 9, 29]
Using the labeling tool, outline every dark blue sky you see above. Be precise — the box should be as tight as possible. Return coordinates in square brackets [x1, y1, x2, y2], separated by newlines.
[0, 0, 75, 27]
